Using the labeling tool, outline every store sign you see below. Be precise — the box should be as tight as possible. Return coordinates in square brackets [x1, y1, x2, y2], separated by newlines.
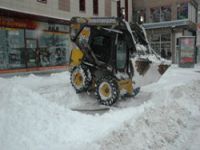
[0, 16, 38, 29]
[179, 36, 195, 68]
[88, 17, 117, 25]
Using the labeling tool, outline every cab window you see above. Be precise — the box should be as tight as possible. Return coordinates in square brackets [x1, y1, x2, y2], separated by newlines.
[116, 39, 127, 69]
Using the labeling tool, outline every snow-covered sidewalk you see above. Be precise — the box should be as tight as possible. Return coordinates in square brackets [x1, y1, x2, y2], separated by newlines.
[0, 65, 200, 150]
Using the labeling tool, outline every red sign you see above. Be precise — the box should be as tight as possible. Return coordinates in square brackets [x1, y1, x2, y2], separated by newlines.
[179, 36, 195, 67]
[0, 16, 38, 29]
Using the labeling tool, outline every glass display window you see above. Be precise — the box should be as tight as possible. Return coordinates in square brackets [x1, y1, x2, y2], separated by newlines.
[38, 31, 69, 66]
[26, 29, 38, 39]
[0, 19, 70, 70]
[0, 28, 26, 69]
[0, 28, 7, 69]
[26, 39, 38, 67]
[7, 29, 25, 68]
[150, 33, 171, 60]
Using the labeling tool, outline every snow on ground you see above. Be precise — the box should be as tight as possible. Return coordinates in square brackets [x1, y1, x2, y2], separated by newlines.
[0, 65, 200, 150]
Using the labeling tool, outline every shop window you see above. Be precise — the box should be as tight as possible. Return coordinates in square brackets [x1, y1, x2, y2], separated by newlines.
[37, 0, 47, 4]
[93, 0, 98, 15]
[0, 28, 25, 69]
[79, 0, 85, 12]
[26, 30, 37, 39]
[59, 0, 70, 12]
[38, 32, 69, 66]
[150, 33, 171, 60]
[177, 3, 188, 20]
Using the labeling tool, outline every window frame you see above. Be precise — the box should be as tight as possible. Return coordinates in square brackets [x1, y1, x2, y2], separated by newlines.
[93, 0, 99, 15]
[79, 0, 86, 12]
[150, 5, 172, 23]
[37, 0, 47, 4]
[160, 5, 172, 22]
[177, 2, 189, 20]
[58, 0, 70, 12]
[150, 33, 172, 60]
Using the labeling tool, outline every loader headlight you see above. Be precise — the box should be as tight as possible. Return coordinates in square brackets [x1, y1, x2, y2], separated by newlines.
[140, 16, 144, 23]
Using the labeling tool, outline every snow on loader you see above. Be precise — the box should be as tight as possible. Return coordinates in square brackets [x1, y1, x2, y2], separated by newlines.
[69, 17, 170, 106]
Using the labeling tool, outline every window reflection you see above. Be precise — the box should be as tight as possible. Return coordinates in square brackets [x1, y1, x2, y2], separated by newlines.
[177, 3, 188, 20]
[150, 7, 160, 22]
[0, 26, 69, 69]
[150, 33, 171, 60]
[117, 40, 127, 69]
[0, 28, 25, 69]
[161, 6, 171, 21]
[38, 32, 69, 66]
[150, 6, 171, 22]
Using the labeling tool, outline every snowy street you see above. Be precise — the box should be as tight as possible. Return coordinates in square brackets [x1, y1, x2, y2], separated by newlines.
[0, 65, 200, 150]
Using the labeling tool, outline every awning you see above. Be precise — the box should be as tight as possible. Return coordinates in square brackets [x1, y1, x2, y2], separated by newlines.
[143, 19, 196, 30]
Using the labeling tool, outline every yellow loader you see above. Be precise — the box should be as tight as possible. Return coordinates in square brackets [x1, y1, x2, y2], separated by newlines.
[69, 17, 170, 106]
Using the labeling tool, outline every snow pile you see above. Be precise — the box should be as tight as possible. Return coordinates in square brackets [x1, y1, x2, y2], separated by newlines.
[0, 65, 200, 150]
[96, 66, 200, 150]
[136, 43, 147, 52]
[97, 80, 200, 150]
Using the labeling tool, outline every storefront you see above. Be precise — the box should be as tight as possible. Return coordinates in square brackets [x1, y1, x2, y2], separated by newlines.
[144, 19, 197, 63]
[197, 23, 200, 63]
[0, 9, 70, 72]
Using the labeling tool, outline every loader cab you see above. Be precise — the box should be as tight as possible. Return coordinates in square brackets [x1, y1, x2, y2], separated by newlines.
[89, 27, 114, 64]
[88, 27, 130, 73]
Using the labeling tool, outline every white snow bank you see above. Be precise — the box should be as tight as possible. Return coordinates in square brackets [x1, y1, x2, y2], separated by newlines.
[95, 66, 200, 150]
[0, 82, 142, 150]
[0, 65, 200, 150]
[97, 79, 200, 150]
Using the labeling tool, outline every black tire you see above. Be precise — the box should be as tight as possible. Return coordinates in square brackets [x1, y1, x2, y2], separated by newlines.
[70, 65, 92, 93]
[95, 75, 119, 106]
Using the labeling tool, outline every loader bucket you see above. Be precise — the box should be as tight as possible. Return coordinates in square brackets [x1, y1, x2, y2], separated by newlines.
[131, 57, 170, 87]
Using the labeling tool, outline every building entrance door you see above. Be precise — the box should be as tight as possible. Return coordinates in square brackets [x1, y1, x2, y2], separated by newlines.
[26, 39, 39, 67]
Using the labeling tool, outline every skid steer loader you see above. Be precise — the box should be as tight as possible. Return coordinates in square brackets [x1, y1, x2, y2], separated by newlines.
[69, 17, 170, 106]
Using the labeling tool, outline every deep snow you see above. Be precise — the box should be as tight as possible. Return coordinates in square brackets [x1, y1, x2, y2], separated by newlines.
[0, 65, 200, 150]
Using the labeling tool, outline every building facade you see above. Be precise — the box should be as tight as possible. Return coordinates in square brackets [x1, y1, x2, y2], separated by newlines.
[133, 0, 198, 63]
[196, 0, 200, 63]
[0, 0, 133, 72]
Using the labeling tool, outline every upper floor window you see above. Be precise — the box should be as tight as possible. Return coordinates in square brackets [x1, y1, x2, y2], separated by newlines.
[177, 3, 188, 20]
[37, 0, 47, 4]
[161, 6, 171, 21]
[105, 0, 111, 17]
[117, 1, 121, 17]
[58, 0, 70, 12]
[177, 2, 197, 23]
[150, 7, 160, 22]
[150, 6, 171, 22]
[93, 0, 98, 15]
[79, 0, 85, 12]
